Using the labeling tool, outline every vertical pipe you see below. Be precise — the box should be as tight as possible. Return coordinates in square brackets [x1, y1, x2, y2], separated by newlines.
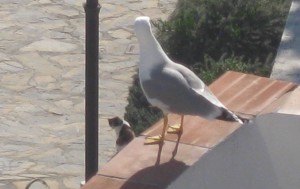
[84, 0, 101, 182]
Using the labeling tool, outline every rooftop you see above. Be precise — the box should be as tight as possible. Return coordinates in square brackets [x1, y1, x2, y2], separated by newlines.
[81, 71, 298, 189]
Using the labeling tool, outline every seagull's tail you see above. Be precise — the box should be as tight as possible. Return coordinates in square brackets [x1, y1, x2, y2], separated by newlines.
[216, 107, 249, 125]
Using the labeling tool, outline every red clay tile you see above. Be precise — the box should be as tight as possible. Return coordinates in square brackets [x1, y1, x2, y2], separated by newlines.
[84, 71, 298, 189]
[209, 71, 247, 95]
[142, 72, 296, 148]
[212, 72, 261, 106]
[98, 137, 207, 188]
[81, 175, 160, 189]
[238, 81, 296, 114]
[209, 71, 296, 115]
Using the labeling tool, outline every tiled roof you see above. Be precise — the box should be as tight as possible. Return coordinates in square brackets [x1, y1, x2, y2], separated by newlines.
[209, 71, 296, 115]
[81, 71, 298, 189]
[142, 71, 297, 148]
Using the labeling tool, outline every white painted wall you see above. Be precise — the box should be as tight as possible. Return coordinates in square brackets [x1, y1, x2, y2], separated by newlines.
[167, 113, 300, 189]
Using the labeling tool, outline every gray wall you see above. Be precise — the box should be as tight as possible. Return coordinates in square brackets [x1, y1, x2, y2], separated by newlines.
[167, 113, 300, 189]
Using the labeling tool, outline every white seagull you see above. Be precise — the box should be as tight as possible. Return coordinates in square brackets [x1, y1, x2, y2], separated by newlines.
[134, 16, 244, 144]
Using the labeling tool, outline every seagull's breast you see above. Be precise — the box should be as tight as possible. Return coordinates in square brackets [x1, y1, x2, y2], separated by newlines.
[139, 65, 171, 114]
[139, 65, 152, 81]
[147, 97, 170, 113]
[139, 80, 171, 114]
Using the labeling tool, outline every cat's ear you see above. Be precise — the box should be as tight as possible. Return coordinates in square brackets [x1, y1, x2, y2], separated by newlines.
[108, 118, 113, 125]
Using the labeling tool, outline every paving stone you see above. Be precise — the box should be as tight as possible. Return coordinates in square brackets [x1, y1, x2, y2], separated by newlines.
[30, 148, 66, 164]
[0, 52, 11, 61]
[50, 54, 84, 67]
[20, 39, 77, 52]
[54, 100, 74, 109]
[100, 3, 129, 19]
[0, 0, 176, 188]
[0, 61, 24, 73]
[32, 20, 67, 30]
[128, 0, 159, 10]
[1, 72, 32, 91]
[109, 29, 132, 39]
[34, 75, 56, 85]
[63, 176, 83, 189]
[62, 67, 84, 80]
[15, 52, 62, 75]
[43, 5, 80, 17]
[14, 179, 50, 189]
[19, 173, 48, 178]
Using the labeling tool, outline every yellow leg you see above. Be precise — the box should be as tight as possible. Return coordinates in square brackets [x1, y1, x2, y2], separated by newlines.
[145, 116, 168, 145]
[167, 115, 184, 134]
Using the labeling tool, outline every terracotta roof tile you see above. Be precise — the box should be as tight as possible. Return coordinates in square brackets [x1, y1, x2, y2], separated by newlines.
[82, 175, 160, 189]
[210, 71, 297, 115]
[98, 137, 207, 187]
[82, 71, 298, 189]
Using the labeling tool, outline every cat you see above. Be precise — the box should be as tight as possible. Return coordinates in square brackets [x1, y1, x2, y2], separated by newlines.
[108, 116, 135, 152]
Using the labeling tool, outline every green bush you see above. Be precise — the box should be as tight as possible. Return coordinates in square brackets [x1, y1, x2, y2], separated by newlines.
[154, 0, 291, 66]
[124, 75, 163, 135]
[124, 0, 292, 135]
[193, 55, 271, 84]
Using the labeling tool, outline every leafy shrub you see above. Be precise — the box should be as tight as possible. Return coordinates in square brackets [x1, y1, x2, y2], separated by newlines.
[193, 55, 271, 84]
[124, 0, 292, 134]
[154, 0, 291, 67]
[124, 75, 163, 135]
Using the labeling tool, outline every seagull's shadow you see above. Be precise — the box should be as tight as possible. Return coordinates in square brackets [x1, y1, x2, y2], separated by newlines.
[121, 134, 186, 189]
[120, 159, 188, 189]
[156, 132, 182, 165]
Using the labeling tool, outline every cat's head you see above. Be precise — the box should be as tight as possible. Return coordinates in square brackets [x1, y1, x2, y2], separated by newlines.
[108, 116, 123, 128]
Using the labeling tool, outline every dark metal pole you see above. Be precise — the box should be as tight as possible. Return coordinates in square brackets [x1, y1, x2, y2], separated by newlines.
[84, 0, 101, 182]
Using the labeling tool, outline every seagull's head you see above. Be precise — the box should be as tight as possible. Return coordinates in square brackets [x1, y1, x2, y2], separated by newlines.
[134, 16, 152, 39]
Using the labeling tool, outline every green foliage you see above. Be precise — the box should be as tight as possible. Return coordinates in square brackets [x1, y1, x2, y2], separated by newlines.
[124, 75, 163, 135]
[154, 0, 291, 67]
[193, 55, 271, 84]
[124, 0, 292, 135]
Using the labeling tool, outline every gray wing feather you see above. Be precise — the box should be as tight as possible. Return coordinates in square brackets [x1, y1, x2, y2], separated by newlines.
[141, 64, 223, 119]
[171, 63, 225, 108]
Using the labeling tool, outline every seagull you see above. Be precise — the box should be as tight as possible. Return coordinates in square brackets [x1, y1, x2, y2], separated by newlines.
[134, 16, 245, 144]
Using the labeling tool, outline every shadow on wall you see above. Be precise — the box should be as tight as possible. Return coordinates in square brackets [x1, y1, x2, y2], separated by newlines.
[120, 158, 188, 189]
[167, 113, 300, 189]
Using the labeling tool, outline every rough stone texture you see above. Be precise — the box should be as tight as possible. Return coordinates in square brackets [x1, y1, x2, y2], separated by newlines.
[271, 1, 300, 84]
[0, 0, 175, 188]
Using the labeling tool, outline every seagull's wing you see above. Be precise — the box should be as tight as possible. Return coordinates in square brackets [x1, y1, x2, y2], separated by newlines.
[141, 62, 223, 118]
[172, 63, 244, 123]
[171, 63, 225, 108]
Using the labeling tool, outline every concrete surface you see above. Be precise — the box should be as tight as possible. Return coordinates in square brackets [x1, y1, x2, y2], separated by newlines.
[271, 0, 300, 84]
[0, 0, 175, 188]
